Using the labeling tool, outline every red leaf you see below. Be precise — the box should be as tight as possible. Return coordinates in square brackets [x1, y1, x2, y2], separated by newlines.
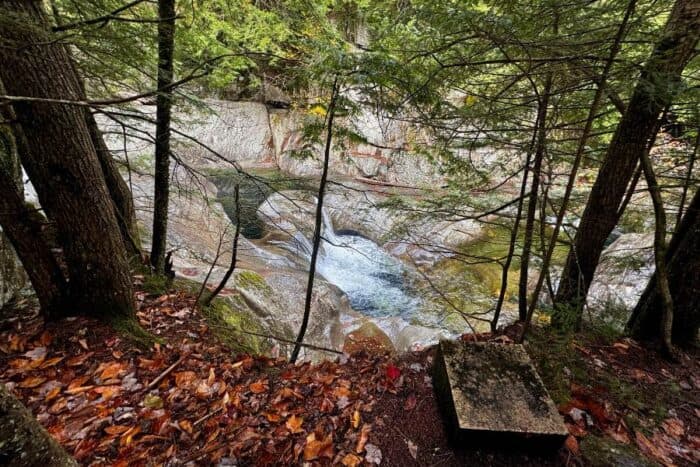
[385, 364, 400, 381]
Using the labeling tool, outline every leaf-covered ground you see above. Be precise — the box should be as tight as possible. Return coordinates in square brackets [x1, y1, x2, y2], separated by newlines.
[0, 282, 698, 466]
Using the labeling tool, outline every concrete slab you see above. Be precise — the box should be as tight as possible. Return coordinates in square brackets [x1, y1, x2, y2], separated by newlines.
[433, 340, 568, 447]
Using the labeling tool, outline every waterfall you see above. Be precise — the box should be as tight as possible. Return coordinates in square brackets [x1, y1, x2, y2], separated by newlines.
[276, 204, 422, 318]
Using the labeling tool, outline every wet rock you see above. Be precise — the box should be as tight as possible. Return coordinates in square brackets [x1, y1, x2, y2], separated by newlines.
[433, 341, 567, 447]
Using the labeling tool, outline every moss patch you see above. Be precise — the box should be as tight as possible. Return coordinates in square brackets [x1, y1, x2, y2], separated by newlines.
[108, 315, 160, 349]
[200, 296, 269, 355]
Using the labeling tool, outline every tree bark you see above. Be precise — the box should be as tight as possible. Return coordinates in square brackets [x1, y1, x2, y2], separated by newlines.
[0, 0, 135, 319]
[0, 384, 77, 467]
[521, 0, 637, 340]
[291, 79, 339, 363]
[555, 0, 700, 316]
[638, 127, 675, 356]
[150, 0, 176, 273]
[519, 74, 552, 321]
[628, 188, 700, 347]
[0, 86, 68, 317]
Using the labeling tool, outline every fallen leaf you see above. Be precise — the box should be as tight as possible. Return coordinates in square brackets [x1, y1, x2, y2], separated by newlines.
[352, 409, 361, 429]
[365, 443, 382, 465]
[356, 424, 371, 453]
[286, 415, 304, 434]
[661, 418, 684, 439]
[104, 425, 131, 436]
[18, 376, 46, 388]
[303, 432, 333, 460]
[341, 453, 362, 467]
[565, 435, 580, 456]
[250, 380, 268, 394]
[386, 364, 401, 381]
[407, 439, 418, 459]
[99, 362, 125, 380]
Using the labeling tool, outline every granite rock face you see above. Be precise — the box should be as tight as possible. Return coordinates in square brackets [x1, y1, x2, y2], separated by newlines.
[433, 341, 567, 446]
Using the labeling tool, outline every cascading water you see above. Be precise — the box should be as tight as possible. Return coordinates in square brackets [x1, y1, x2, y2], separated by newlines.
[278, 209, 422, 318]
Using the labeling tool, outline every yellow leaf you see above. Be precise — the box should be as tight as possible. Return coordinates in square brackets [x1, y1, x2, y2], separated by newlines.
[352, 409, 361, 429]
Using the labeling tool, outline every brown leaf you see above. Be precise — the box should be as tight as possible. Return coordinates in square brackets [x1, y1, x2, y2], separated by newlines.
[66, 352, 93, 367]
[635, 430, 675, 465]
[18, 376, 46, 388]
[404, 393, 417, 411]
[661, 418, 684, 440]
[286, 415, 304, 434]
[355, 424, 371, 453]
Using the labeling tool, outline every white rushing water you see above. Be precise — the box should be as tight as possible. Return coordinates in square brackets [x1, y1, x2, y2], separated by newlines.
[281, 210, 423, 318]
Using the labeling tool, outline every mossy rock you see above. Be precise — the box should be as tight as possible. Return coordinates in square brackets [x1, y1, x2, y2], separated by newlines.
[201, 296, 270, 355]
[237, 270, 271, 293]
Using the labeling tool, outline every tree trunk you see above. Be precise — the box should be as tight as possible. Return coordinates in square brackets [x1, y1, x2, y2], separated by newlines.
[519, 74, 552, 321]
[291, 79, 339, 363]
[0, 0, 135, 319]
[637, 127, 675, 356]
[0, 87, 68, 317]
[555, 0, 700, 316]
[150, 0, 176, 273]
[628, 188, 700, 347]
[0, 384, 77, 467]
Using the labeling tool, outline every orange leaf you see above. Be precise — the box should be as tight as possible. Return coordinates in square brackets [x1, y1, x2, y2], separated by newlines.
[265, 412, 282, 423]
[249, 380, 268, 394]
[286, 415, 304, 434]
[99, 362, 124, 380]
[40, 356, 65, 368]
[174, 371, 196, 387]
[179, 419, 193, 434]
[104, 425, 131, 435]
[565, 435, 580, 456]
[303, 433, 333, 461]
[18, 376, 46, 388]
[44, 386, 61, 402]
[341, 453, 362, 467]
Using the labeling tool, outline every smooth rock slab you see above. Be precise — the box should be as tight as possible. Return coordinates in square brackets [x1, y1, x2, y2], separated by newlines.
[433, 340, 568, 447]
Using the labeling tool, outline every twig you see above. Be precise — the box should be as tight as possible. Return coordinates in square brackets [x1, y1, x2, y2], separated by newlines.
[147, 354, 186, 389]
[193, 407, 224, 427]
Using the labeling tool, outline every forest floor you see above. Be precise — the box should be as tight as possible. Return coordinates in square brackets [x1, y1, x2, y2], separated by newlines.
[0, 280, 698, 466]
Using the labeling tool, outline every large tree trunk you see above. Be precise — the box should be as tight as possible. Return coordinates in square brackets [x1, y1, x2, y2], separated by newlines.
[554, 0, 700, 319]
[0, 0, 135, 319]
[0, 384, 77, 467]
[628, 188, 700, 347]
[150, 0, 176, 273]
[0, 107, 68, 317]
[85, 110, 141, 259]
